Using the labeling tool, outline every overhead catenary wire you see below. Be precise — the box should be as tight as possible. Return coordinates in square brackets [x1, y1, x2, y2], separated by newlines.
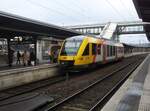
[105, 0, 127, 21]
[45, 0, 92, 22]
[26, 0, 82, 22]
[68, 0, 93, 21]
[119, 0, 135, 19]
[25, 0, 136, 25]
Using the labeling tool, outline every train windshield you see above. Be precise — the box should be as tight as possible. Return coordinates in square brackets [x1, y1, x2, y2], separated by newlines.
[60, 40, 82, 56]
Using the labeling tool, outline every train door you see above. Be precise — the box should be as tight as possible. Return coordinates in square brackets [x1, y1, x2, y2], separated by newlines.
[91, 43, 97, 63]
[82, 43, 90, 64]
[95, 44, 102, 63]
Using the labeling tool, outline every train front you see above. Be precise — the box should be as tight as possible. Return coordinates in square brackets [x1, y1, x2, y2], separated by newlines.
[58, 36, 83, 70]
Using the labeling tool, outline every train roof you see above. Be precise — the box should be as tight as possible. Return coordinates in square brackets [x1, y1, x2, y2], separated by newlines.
[102, 39, 123, 46]
[65, 35, 123, 47]
[65, 35, 86, 41]
[115, 43, 124, 47]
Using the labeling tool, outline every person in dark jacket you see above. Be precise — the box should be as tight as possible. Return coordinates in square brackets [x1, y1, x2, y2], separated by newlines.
[9, 48, 14, 67]
[30, 51, 35, 66]
[16, 51, 21, 65]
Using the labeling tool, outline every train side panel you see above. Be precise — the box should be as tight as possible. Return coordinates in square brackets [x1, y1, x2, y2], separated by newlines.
[74, 37, 104, 66]
[103, 41, 116, 63]
[116, 43, 124, 59]
[58, 35, 124, 70]
[95, 44, 103, 63]
[74, 38, 90, 65]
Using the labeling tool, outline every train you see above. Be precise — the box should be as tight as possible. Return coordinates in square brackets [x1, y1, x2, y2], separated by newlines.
[58, 35, 124, 70]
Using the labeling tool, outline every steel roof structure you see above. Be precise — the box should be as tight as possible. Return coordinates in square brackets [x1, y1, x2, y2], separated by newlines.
[133, 0, 150, 41]
[0, 11, 80, 39]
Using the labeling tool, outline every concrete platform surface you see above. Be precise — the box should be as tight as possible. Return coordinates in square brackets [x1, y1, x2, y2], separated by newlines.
[101, 54, 150, 111]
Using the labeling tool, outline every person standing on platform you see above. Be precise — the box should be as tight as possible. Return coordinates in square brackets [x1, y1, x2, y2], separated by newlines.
[16, 51, 21, 65]
[9, 47, 14, 67]
[22, 50, 30, 66]
[30, 51, 35, 66]
[54, 50, 59, 63]
[49, 51, 54, 64]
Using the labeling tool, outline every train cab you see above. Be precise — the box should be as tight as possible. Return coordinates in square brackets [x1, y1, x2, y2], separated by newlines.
[58, 36, 85, 68]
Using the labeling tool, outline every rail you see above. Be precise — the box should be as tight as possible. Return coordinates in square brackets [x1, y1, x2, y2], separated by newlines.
[89, 60, 141, 111]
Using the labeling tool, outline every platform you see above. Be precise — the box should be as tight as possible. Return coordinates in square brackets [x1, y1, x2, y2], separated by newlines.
[0, 64, 59, 91]
[101, 54, 150, 111]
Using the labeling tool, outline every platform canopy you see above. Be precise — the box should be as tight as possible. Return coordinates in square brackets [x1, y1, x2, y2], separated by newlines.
[133, 0, 150, 41]
[0, 11, 80, 39]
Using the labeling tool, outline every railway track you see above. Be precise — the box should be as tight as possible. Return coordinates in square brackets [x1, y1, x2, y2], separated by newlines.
[0, 69, 95, 107]
[0, 54, 146, 111]
[0, 75, 66, 102]
[0, 56, 136, 103]
[37, 59, 142, 111]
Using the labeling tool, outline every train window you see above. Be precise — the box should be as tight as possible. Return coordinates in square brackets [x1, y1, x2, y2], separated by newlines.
[120, 47, 121, 53]
[120, 47, 122, 53]
[92, 44, 97, 55]
[97, 44, 101, 55]
[112, 46, 114, 56]
[113, 46, 115, 56]
[110, 46, 112, 56]
[117, 47, 119, 53]
[121, 47, 124, 53]
[106, 45, 108, 56]
[109, 46, 111, 56]
[107, 45, 109, 57]
[109, 45, 112, 56]
[83, 44, 89, 56]
[60, 40, 82, 55]
[119, 47, 121, 53]
[112, 46, 113, 56]
[113, 47, 115, 55]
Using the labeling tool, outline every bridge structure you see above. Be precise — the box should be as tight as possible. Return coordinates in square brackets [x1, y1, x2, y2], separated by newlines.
[66, 21, 149, 41]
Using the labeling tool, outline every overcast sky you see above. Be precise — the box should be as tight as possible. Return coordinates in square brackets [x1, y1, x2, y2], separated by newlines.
[0, 0, 149, 44]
